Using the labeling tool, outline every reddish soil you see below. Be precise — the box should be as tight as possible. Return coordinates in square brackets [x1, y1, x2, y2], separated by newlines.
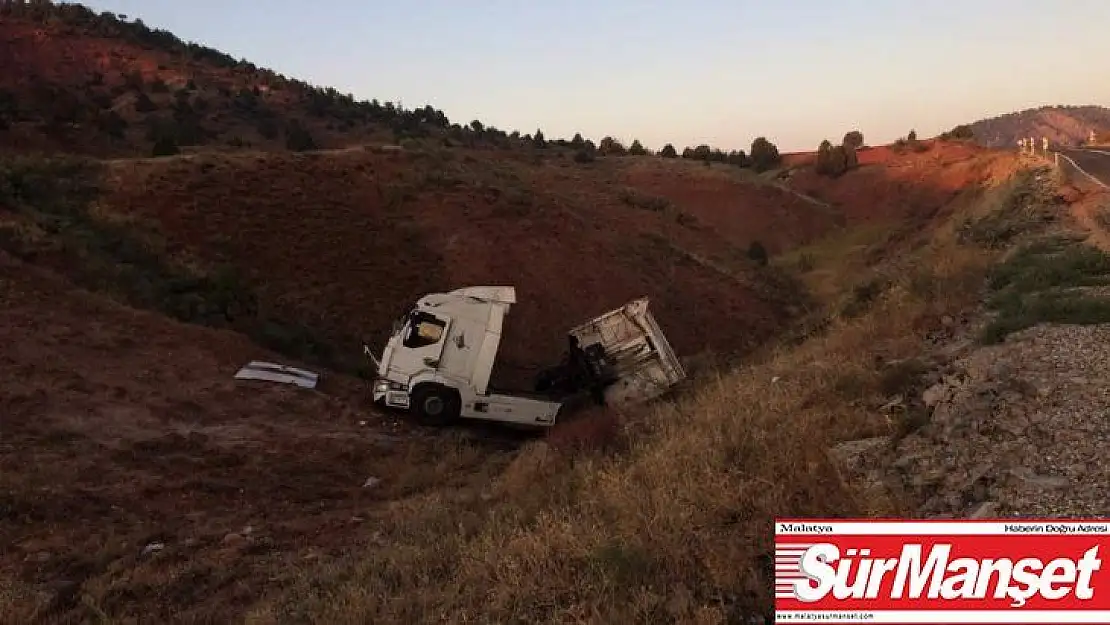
[0, 248, 445, 622]
[1066, 186, 1110, 251]
[100, 148, 805, 384]
[617, 159, 842, 254]
[782, 140, 1022, 225]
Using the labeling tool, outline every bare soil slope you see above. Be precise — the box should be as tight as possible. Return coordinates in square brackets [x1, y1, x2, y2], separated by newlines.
[784, 140, 1024, 225]
[0, 248, 402, 622]
[616, 158, 841, 254]
[97, 147, 821, 381]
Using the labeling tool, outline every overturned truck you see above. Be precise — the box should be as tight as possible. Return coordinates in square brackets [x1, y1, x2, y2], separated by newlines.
[364, 286, 686, 426]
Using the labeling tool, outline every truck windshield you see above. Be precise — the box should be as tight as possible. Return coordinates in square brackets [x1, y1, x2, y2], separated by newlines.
[392, 308, 414, 335]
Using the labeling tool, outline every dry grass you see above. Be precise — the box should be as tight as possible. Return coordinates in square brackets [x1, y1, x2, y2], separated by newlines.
[773, 222, 896, 305]
[246, 221, 995, 624]
[1096, 199, 1110, 232]
[0, 577, 49, 625]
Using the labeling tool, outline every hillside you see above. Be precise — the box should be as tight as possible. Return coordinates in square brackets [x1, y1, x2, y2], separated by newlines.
[71, 148, 833, 382]
[1, 136, 1043, 623]
[0, 2, 543, 158]
[965, 104, 1110, 148]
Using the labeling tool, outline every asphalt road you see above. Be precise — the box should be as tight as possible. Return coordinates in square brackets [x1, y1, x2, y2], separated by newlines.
[1058, 148, 1110, 189]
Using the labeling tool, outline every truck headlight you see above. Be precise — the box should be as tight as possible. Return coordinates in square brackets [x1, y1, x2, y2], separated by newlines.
[374, 380, 406, 393]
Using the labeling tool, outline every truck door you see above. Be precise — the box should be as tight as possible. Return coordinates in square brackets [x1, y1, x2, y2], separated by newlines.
[398, 310, 451, 371]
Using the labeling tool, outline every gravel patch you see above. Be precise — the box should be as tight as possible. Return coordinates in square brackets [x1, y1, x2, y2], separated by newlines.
[836, 322, 1110, 518]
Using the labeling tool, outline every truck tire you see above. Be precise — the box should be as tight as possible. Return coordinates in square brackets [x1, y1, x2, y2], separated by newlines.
[411, 384, 461, 426]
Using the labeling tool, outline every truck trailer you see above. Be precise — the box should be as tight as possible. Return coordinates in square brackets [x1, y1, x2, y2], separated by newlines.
[363, 286, 686, 427]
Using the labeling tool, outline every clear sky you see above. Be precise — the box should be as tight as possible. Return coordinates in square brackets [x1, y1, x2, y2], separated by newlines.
[79, 0, 1110, 153]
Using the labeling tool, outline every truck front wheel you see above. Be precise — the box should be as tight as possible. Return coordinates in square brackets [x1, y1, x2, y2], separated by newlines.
[411, 384, 461, 426]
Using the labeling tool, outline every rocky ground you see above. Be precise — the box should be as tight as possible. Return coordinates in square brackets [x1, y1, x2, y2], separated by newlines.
[874, 322, 1110, 518]
[834, 182, 1110, 520]
[836, 318, 1110, 520]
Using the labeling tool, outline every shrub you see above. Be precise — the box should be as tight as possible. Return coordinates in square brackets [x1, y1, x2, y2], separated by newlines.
[151, 136, 179, 157]
[748, 240, 769, 266]
[285, 119, 317, 151]
[749, 136, 781, 172]
[659, 143, 678, 158]
[843, 130, 864, 150]
[939, 124, 974, 141]
[599, 136, 626, 156]
[815, 140, 835, 175]
[815, 140, 857, 177]
[727, 150, 749, 167]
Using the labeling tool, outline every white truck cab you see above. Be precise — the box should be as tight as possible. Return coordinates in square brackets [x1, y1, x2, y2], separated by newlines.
[365, 286, 685, 427]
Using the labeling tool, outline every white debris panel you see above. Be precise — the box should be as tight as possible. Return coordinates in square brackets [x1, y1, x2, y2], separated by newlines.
[234, 360, 319, 389]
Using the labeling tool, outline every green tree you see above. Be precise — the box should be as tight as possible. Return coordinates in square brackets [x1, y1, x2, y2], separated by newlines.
[628, 139, 647, 156]
[815, 139, 835, 175]
[688, 144, 711, 161]
[599, 136, 626, 156]
[829, 145, 849, 175]
[844, 144, 859, 169]
[816, 139, 858, 177]
[571, 132, 585, 148]
[257, 117, 279, 139]
[727, 150, 749, 167]
[749, 136, 781, 172]
[533, 128, 546, 148]
[843, 130, 864, 150]
[285, 119, 317, 151]
[660, 143, 678, 158]
[939, 124, 973, 141]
